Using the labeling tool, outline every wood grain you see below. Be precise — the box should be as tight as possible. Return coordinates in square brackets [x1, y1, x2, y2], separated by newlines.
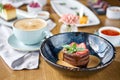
[0, 0, 120, 80]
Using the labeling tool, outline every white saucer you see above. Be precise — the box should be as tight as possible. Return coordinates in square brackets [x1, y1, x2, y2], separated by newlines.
[94, 31, 120, 47]
[8, 32, 52, 51]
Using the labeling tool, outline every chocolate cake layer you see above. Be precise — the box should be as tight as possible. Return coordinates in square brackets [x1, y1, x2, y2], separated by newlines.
[63, 52, 89, 67]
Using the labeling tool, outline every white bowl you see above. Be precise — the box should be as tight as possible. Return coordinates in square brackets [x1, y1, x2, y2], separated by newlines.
[106, 6, 120, 19]
[37, 11, 50, 20]
[27, 5, 42, 14]
[98, 26, 120, 46]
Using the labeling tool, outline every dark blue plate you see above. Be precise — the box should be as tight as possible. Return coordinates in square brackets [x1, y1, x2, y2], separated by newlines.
[40, 32, 115, 71]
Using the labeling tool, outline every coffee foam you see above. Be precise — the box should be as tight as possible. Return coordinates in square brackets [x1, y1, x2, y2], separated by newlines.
[14, 18, 46, 31]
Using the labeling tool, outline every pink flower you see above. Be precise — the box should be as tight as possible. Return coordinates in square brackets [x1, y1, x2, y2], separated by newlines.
[59, 14, 79, 25]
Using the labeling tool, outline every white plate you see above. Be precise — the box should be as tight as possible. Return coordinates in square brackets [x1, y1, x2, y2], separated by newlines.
[7, 32, 52, 51]
[50, 0, 100, 27]
[16, 9, 50, 20]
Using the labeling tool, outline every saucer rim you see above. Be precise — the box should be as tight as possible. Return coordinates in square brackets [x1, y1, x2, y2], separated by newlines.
[7, 32, 52, 51]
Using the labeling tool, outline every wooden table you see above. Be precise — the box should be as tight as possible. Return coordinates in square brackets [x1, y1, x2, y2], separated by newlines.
[0, 0, 120, 80]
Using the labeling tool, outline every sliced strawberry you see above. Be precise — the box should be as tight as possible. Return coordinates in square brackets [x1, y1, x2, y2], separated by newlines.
[29, 2, 40, 8]
[35, 3, 40, 7]
[34, 2, 37, 7]
[4, 4, 13, 9]
[75, 49, 89, 55]
[77, 43, 86, 48]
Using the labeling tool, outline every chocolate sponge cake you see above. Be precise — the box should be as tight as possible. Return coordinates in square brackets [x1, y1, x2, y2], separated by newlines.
[63, 42, 89, 67]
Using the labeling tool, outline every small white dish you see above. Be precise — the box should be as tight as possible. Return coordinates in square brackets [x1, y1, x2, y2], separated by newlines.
[8, 32, 52, 51]
[98, 26, 120, 46]
[106, 6, 120, 19]
[27, 5, 42, 14]
[17, 9, 50, 20]
[37, 11, 50, 20]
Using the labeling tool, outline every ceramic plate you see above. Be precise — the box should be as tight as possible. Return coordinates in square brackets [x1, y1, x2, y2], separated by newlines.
[50, 0, 100, 27]
[41, 32, 115, 71]
[8, 32, 52, 51]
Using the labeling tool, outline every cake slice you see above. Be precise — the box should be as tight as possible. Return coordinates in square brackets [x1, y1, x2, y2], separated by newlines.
[63, 42, 89, 67]
[0, 3, 17, 21]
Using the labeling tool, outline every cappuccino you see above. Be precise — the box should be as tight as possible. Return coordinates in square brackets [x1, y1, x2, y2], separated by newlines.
[14, 18, 46, 31]
[13, 18, 47, 44]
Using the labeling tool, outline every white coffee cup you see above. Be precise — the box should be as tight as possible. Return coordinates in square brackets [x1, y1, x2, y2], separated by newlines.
[98, 26, 120, 46]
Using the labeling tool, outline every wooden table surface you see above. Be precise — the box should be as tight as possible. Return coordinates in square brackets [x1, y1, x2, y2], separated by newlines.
[0, 0, 120, 80]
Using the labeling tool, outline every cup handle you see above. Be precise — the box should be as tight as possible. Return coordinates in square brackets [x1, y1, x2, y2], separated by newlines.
[41, 31, 52, 42]
[43, 31, 53, 39]
[40, 31, 52, 53]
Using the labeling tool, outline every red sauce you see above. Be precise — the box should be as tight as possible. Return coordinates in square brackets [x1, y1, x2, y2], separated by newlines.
[101, 29, 120, 36]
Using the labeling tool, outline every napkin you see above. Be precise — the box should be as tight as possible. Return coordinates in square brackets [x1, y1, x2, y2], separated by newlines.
[0, 20, 56, 70]
[0, 25, 39, 70]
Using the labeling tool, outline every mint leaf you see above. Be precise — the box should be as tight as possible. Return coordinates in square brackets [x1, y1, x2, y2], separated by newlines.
[77, 48, 85, 51]
[72, 43, 76, 49]
[67, 49, 74, 54]
[63, 43, 86, 54]
[71, 43, 77, 52]
[63, 45, 71, 49]
[63, 43, 78, 54]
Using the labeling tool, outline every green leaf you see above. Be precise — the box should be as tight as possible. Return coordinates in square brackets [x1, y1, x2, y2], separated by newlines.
[63, 45, 71, 49]
[63, 43, 86, 54]
[0, 3, 3, 12]
[77, 48, 85, 51]
[63, 43, 78, 54]
[67, 50, 74, 54]
[72, 43, 76, 49]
